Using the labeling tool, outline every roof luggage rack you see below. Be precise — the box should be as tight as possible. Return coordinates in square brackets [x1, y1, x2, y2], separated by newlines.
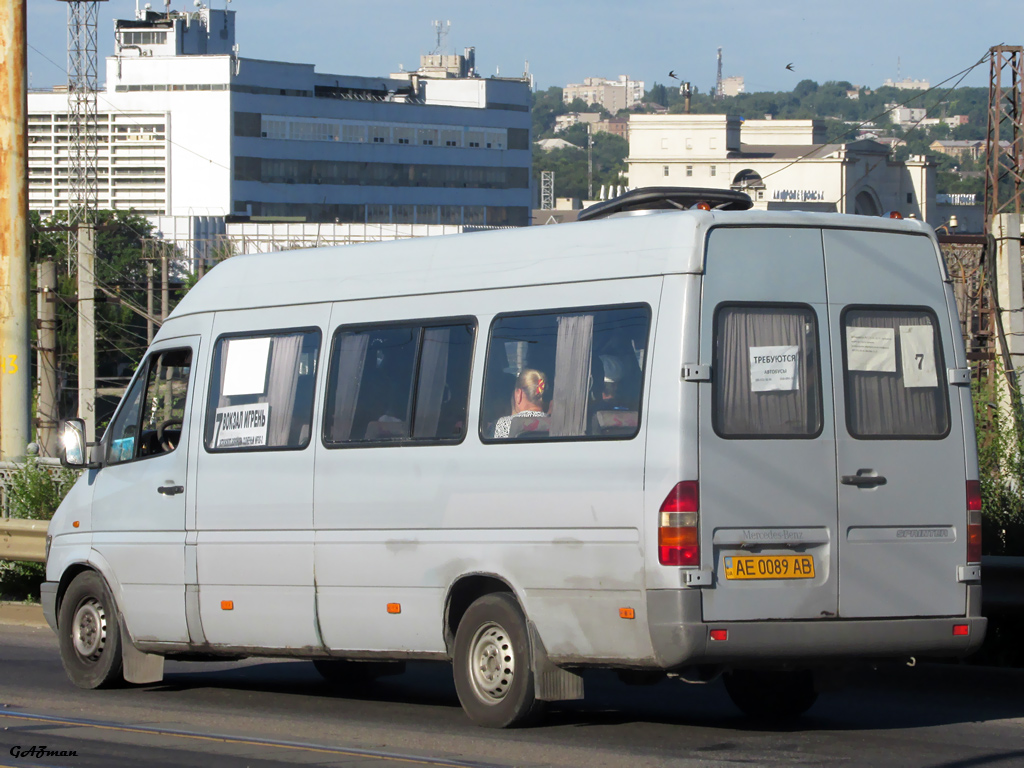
[577, 186, 753, 222]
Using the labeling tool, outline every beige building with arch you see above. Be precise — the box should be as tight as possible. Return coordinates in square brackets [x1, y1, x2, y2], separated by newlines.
[627, 115, 937, 225]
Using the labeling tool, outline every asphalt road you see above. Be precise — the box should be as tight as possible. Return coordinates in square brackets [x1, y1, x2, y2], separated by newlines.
[3, 622, 1024, 768]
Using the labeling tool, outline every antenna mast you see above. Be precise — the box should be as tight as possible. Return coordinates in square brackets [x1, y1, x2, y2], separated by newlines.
[431, 20, 450, 55]
[715, 47, 724, 101]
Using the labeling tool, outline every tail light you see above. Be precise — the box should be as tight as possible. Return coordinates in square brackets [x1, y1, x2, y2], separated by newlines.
[967, 480, 982, 564]
[659, 481, 699, 566]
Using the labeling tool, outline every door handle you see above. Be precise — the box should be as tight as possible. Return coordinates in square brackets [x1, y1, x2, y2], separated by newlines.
[158, 485, 184, 496]
[841, 473, 887, 487]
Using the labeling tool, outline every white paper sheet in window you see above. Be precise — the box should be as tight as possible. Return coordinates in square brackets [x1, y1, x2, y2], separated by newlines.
[847, 327, 896, 372]
[222, 337, 271, 396]
[899, 325, 938, 387]
[749, 345, 800, 392]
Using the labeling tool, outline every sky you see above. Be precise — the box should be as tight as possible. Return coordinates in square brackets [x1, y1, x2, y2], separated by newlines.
[25, 0, 1020, 97]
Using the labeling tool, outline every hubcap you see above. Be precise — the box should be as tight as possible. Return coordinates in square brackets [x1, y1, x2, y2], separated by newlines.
[72, 598, 106, 661]
[468, 621, 514, 704]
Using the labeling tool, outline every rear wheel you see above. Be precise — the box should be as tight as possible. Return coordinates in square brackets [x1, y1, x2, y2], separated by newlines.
[58, 571, 124, 689]
[452, 593, 545, 728]
[724, 668, 818, 720]
[313, 659, 405, 688]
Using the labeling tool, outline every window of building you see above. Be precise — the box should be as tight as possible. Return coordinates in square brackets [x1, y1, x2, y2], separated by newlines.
[441, 129, 461, 148]
[419, 128, 438, 146]
[121, 30, 168, 46]
[107, 348, 192, 465]
[712, 304, 822, 439]
[342, 124, 366, 143]
[370, 126, 390, 144]
[480, 305, 650, 442]
[205, 330, 321, 452]
[323, 321, 476, 445]
[661, 138, 669, 150]
[841, 308, 949, 439]
[685, 138, 693, 150]
[685, 166, 693, 177]
[663, 166, 670, 177]
[710, 165, 717, 177]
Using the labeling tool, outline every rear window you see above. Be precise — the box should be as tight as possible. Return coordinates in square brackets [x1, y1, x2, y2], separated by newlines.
[712, 304, 823, 439]
[841, 307, 949, 439]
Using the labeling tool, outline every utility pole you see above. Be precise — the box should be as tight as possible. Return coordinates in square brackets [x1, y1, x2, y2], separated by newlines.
[587, 124, 594, 201]
[36, 262, 58, 457]
[160, 250, 169, 323]
[77, 223, 96, 441]
[985, 45, 1024, 234]
[146, 261, 154, 344]
[0, 0, 31, 460]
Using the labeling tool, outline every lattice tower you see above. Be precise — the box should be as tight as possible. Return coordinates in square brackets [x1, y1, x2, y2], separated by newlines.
[985, 45, 1024, 234]
[60, 0, 105, 259]
[540, 171, 554, 210]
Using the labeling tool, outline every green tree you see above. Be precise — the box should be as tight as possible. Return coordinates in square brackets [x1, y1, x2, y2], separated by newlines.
[30, 209, 187, 428]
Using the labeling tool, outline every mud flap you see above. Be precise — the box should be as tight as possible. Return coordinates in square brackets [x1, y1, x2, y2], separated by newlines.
[118, 614, 165, 684]
[528, 622, 584, 701]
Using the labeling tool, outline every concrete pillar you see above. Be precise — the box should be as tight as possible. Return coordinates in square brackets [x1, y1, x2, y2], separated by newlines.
[992, 213, 1024, 433]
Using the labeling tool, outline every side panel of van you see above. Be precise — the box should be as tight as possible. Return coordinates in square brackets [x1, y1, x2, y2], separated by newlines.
[823, 230, 968, 618]
[313, 280, 662, 663]
[698, 228, 839, 623]
[194, 304, 331, 649]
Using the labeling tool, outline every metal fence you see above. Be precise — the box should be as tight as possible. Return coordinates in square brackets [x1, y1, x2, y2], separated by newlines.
[0, 458, 67, 519]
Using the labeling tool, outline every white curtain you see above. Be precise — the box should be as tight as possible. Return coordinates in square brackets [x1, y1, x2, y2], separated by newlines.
[329, 333, 370, 441]
[413, 327, 451, 439]
[549, 314, 594, 437]
[266, 334, 303, 446]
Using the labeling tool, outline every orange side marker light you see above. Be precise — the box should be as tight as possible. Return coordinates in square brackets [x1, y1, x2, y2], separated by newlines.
[72, 521, 80, 528]
[221, 600, 234, 611]
[387, 603, 401, 614]
[619, 607, 635, 620]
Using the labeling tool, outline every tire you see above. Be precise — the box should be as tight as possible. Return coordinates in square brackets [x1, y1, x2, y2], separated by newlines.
[452, 592, 545, 728]
[724, 668, 818, 721]
[57, 571, 124, 689]
[313, 659, 405, 688]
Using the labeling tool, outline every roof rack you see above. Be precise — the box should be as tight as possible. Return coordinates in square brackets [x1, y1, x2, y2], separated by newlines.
[577, 186, 753, 222]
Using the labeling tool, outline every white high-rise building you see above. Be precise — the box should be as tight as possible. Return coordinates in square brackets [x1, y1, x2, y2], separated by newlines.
[28, 7, 532, 231]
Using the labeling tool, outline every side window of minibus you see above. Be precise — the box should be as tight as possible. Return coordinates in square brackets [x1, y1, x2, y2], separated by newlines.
[106, 348, 193, 465]
[841, 307, 949, 438]
[205, 330, 321, 451]
[323, 320, 475, 445]
[712, 304, 822, 439]
[480, 305, 650, 441]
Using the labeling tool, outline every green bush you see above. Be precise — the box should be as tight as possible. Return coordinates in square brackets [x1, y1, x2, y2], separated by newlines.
[973, 377, 1024, 555]
[0, 459, 79, 602]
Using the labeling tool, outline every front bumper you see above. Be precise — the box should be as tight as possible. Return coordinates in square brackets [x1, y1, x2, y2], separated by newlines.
[647, 589, 987, 668]
[40, 581, 58, 633]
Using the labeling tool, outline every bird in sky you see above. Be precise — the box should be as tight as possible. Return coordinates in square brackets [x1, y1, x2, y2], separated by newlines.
[668, 70, 679, 80]
[785, 63, 795, 72]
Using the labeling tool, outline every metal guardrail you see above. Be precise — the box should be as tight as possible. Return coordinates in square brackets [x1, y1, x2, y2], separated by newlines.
[0, 518, 46, 563]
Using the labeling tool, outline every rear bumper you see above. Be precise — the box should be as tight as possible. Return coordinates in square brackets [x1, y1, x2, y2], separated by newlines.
[647, 589, 987, 669]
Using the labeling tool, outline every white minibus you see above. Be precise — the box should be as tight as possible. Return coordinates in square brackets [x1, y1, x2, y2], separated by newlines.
[45, 188, 985, 726]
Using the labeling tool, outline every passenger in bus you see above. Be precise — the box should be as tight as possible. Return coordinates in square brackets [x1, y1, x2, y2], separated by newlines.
[492, 368, 549, 438]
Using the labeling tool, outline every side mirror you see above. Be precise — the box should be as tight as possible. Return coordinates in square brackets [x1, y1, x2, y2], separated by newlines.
[60, 418, 98, 469]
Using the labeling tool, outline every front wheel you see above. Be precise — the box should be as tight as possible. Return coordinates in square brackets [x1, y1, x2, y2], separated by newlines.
[452, 593, 545, 728]
[724, 668, 818, 720]
[58, 571, 124, 689]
